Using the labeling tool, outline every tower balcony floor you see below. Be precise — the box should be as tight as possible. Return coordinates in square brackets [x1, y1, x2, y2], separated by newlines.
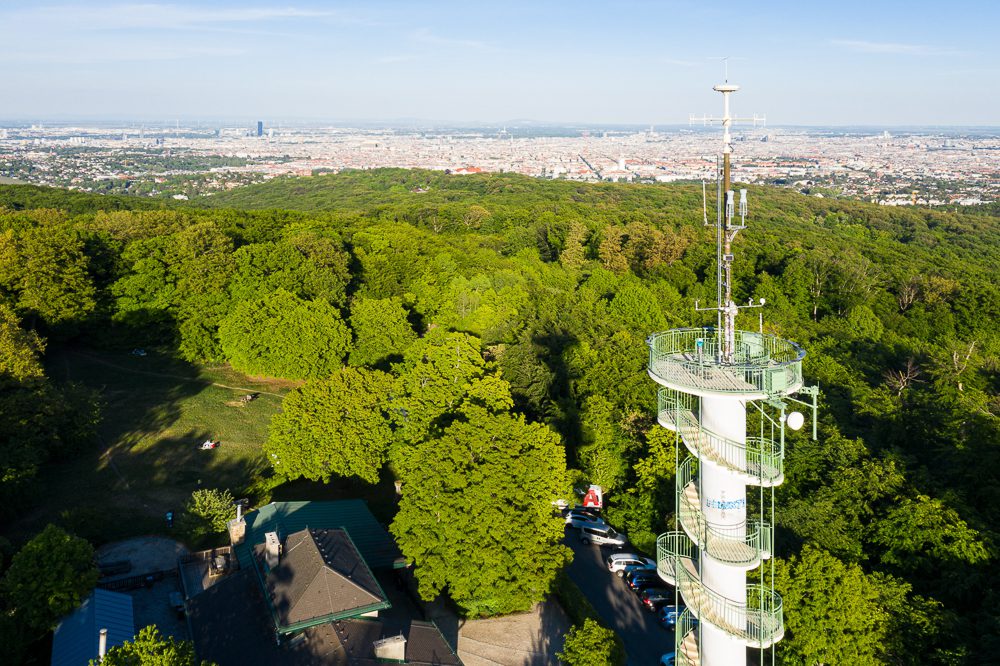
[647, 328, 804, 399]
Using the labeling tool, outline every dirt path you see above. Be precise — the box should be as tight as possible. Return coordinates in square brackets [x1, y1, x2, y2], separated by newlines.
[71, 350, 286, 398]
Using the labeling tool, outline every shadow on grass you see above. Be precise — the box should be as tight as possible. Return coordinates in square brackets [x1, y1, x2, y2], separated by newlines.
[9, 345, 274, 547]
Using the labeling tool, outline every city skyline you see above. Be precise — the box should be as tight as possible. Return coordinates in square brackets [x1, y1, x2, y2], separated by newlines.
[2, 1, 998, 126]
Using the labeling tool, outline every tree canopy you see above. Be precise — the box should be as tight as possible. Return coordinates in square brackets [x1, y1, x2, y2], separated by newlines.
[218, 289, 351, 379]
[348, 296, 417, 367]
[0, 168, 998, 657]
[0, 524, 98, 632]
[180, 488, 235, 546]
[93, 624, 211, 666]
[265, 367, 395, 484]
[391, 388, 571, 616]
[558, 618, 625, 666]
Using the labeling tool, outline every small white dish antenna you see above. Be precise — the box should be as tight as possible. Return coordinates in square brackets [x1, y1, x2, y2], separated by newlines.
[786, 411, 805, 431]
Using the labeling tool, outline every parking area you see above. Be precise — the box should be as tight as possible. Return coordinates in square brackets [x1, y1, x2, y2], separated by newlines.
[563, 521, 676, 666]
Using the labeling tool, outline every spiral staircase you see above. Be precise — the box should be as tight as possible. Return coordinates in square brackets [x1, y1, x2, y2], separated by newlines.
[647, 327, 807, 666]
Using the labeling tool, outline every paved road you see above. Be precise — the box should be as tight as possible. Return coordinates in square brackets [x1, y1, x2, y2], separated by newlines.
[565, 532, 676, 666]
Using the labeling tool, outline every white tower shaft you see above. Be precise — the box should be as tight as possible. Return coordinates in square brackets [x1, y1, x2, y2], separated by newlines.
[700, 396, 748, 666]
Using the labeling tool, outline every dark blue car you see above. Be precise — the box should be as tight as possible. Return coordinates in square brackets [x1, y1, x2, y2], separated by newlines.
[659, 604, 697, 630]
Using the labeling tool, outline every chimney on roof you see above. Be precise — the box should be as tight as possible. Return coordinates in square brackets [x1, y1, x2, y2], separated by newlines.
[98, 628, 108, 660]
[373, 634, 406, 662]
[228, 499, 249, 546]
[265, 531, 281, 569]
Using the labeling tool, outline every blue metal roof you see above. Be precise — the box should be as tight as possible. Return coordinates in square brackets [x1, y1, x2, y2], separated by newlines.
[51, 589, 135, 666]
[235, 500, 405, 570]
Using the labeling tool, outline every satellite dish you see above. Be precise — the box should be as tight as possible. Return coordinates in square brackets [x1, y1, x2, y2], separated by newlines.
[786, 411, 805, 431]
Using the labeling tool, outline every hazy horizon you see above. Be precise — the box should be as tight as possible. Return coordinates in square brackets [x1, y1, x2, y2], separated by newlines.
[2, 0, 998, 125]
[3, 119, 1000, 133]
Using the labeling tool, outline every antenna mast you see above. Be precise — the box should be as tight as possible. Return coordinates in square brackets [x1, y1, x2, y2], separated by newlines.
[690, 67, 765, 363]
[648, 71, 818, 666]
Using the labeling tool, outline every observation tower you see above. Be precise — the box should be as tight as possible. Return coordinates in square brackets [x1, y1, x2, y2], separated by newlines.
[648, 80, 818, 666]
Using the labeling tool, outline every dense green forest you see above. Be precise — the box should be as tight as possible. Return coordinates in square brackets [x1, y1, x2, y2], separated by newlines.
[0, 169, 997, 664]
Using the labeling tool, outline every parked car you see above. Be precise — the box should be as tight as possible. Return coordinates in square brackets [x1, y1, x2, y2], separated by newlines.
[564, 510, 607, 529]
[641, 587, 674, 612]
[626, 574, 663, 594]
[606, 553, 656, 577]
[620, 561, 659, 579]
[579, 525, 626, 548]
[560, 504, 601, 517]
[659, 604, 694, 630]
[622, 569, 660, 587]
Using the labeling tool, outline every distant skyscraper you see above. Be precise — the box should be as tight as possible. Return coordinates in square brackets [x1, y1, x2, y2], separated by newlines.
[257, 121, 264, 137]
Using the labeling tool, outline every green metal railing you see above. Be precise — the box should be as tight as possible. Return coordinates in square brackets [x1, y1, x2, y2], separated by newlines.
[659, 388, 783, 484]
[647, 328, 804, 397]
[656, 531, 697, 585]
[657, 532, 785, 649]
[677, 458, 773, 566]
[675, 608, 699, 666]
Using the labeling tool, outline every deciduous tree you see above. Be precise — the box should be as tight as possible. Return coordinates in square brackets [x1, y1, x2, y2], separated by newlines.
[348, 297, 417, 367]
[391, 399, 570, 616]
[0, 304, 45, 381]
[218, 289, 350, 379]
[180, 488, 235, 544]
[265, 367, 394, 484]
[0, 524, 98, 632]
[93, 625, 211, 666]
[16, 225, 96, 328]
[558, 619, 624, 666]
[390, 330, 487, 446]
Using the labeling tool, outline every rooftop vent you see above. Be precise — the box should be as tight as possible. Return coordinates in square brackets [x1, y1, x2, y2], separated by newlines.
[265, 531, 281, 569]
[373, 634, 406, 662]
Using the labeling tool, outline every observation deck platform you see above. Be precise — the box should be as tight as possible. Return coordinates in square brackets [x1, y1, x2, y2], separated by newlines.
[647, 328, 804, 400]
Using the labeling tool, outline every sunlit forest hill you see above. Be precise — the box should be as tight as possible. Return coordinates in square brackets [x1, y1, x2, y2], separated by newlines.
[1, 170, 997, 663]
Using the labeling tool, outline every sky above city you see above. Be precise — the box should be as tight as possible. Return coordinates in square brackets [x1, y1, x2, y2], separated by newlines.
[1, 0, 998, 126]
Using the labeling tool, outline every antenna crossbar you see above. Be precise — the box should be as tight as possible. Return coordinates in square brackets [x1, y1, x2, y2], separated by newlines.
[689, 114, 767, 126]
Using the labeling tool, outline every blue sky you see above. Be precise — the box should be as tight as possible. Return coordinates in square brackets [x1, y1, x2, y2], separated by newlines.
[1, 0, 997, 125]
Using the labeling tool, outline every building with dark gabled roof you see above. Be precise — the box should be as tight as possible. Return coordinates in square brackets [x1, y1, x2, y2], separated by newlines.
[253, 528, 389, 634]
[187, 499, 461, 666]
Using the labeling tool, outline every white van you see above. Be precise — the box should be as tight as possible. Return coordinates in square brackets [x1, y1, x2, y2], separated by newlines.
[580, 525, 627, 548]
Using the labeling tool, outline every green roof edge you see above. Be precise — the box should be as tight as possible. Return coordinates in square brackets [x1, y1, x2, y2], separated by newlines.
[276, 599, 392, 635]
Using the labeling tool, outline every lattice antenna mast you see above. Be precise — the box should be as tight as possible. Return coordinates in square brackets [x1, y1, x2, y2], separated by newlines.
[691, 66, 766, 363]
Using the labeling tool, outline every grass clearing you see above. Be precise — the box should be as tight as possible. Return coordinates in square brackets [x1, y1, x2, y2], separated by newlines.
[12, 346, 290, 545]
[8, 345, 402, 547]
